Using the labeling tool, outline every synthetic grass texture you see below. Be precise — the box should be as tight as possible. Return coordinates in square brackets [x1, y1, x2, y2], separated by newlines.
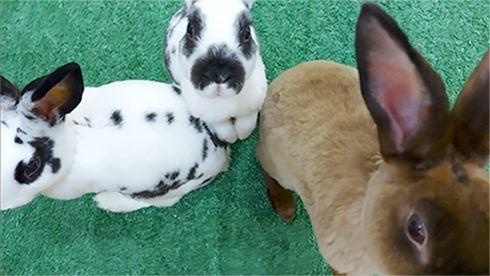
[1, 0, 488, 275]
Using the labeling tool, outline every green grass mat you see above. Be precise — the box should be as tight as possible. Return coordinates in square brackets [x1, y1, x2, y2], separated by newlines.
[1, 0, 488, 275]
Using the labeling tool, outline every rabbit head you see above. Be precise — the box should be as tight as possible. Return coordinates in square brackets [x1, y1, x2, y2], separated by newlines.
[165, 0, 260, 98]
[356, 3, 489, 274]
[1, 63, 84, 210]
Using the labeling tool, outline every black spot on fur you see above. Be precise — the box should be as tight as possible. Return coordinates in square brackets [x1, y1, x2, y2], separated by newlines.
[189, 115, 203, 133]
[182, 9, 204, 58]
[24, 114, 36, 120]
[171, 47, 177, 54]
[202, 139, 209, 161]
[237, 12, 256, 59]
[17, 127, 27, 135]
[15, 136, 23, 144]
[187, 163, 199, 180]
[200, 177, 213, 187]
[165, 171, 180, 180]
[172, 85, 181, 95]
[1, 120, 8, 127]
[190, 44, 245, 93]
[72, 120, 80, 125]
[120, 187, 127, 191]
[84, 117, 93, 128]
[131, 179, 186, 199]
[146, 112, 157, 122]
[166, 112, 175, 124]
[203, 124, 228, 148]
[110, 110, 123, 126]
[14, 137, 61, 184]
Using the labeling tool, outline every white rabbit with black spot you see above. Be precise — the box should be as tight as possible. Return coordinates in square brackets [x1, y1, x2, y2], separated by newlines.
[1, 62, 229, 212]
[163, 0, 267, 143]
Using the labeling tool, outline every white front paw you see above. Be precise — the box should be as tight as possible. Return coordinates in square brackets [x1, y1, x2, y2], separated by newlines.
[234, 112, 258, 140]
[213, 120, 237, 143]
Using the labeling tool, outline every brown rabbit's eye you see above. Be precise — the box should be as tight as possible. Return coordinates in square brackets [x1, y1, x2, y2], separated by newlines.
[407, 213, 426, 245]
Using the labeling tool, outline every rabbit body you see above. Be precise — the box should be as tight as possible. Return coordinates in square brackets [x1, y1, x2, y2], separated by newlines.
[1, 65, 229, 212]
[257, 4, 489, 275]
[163, 0, 267, 143]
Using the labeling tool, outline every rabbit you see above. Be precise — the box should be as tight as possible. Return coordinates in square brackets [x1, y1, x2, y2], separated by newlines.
[1, 62, 230, 212]
[163, 0, 267, 143]
[256, 3, 489, 275]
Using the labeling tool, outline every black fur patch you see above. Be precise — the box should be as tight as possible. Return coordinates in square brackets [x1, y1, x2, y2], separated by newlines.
[166, 112, 175, 124]
[172, 85, 181, 95]
[84, 117, 93, 128]
[187, 163, 199, 180]
[72, 120, 80, 125]
[165, 171, 180, 180]
[203, 124, 228, 148]
[182, 9, 204, 58]
[202, 139, 209, 161]
[131, 179, 186, 199]
[146, 112, 157, 122]
[237, 12, 256, 59]
[110, 110, 123, 126]
[189, 115, 203, 132]
[1, 121, 8, 127]
[120, 187, 127, 191]
[190, 44, 245, 93]
[17, 127, 27, 135]
[15, 136, 23, 144]
[14, 137, 61, 184]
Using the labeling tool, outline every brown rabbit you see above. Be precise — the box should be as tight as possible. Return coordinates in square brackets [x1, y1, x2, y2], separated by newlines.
[256, 3, 489, 275]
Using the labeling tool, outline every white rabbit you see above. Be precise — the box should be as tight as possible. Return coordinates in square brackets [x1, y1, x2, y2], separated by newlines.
[1, 62, 229, 212]
[163, 0, 267, 143]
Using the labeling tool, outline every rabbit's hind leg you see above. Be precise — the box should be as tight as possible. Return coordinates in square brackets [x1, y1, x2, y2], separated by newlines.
[262, 168, 296, 224]
[94, 192, 150, 212]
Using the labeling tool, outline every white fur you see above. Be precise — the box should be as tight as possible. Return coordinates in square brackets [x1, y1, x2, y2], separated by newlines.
[1, 80, 230, 212]
[164, 0, 267, 142]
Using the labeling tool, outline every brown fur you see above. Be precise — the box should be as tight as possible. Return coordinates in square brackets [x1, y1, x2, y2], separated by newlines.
[256, 4, 489, 275]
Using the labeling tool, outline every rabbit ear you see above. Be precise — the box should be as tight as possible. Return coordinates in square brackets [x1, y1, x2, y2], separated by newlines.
[24, 62, 84, 126]
[451, 49, 489, 167]
[1, 75, 20, 107]
[355, 3, 450, 166]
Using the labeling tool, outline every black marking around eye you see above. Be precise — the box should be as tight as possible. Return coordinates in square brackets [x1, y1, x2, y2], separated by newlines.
[237, 12, 256, 59]
[187, 163, 199, 180]
[202, 139, 208, 161]
[17, 127, 27, 135]
[1, 121, 7, 127]
[182, 9, 204, 58]
[190, 44, 245, 93]
[189, 115, 203, 133]
[110, 110, 123, 126]
[146, 112, 157, 122]
[15, 136, 23, 144]
[131, 179, 186, 199]
[203, 124, 228, 148]
[14, 137, 61, 184]
[84, 117, 93, 128]
[166, 112, 175, 124]
[172, 85, 181, 95]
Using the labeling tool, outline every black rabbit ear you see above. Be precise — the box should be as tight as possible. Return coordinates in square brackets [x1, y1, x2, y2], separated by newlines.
[23, 62, 84, 126]
[451, 49, 489, 167]
[355, 3, 450, 167]
[1, 75, 20, 104]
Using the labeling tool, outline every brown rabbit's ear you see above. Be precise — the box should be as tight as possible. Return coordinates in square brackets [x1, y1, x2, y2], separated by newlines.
[355, 3, 450, 167]
[451, 49, 489, 167]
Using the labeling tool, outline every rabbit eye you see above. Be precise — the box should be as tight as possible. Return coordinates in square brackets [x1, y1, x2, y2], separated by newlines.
[24, 156, 42, 180]
[186, 23, 195, 40]
[407, 213, 427, 245]
[240, 26, 251, 44]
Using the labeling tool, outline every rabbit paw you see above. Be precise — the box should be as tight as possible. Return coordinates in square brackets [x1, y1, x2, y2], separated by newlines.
[214, 120, 238, 143]
[94, 192, 151, 212]
[234, 112, 258, 140]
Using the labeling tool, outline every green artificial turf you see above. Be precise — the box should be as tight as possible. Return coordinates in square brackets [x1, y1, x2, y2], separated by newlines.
[1, 0, 488, 275]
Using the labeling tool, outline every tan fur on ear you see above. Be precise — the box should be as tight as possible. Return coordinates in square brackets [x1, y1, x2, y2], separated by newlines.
[36, 84, 70, 124]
